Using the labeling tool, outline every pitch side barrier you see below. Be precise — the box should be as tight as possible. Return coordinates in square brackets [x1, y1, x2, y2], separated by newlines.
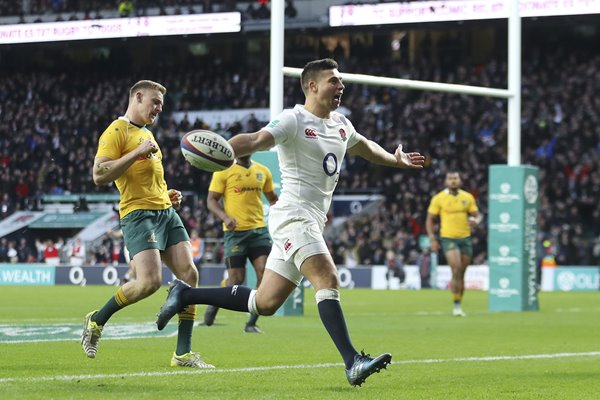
[1, 264, 597, 292]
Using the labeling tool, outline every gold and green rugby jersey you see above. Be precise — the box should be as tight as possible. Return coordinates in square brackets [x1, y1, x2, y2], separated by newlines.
[209, 161, 274, 231]
[427, 189, 478, 239]
[95, 117, 170, 218]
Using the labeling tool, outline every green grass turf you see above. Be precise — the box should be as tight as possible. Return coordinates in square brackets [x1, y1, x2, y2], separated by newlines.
[1, 286, 599, 399]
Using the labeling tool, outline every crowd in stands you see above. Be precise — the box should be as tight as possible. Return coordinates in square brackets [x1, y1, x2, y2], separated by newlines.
[0, 43, 599, 268]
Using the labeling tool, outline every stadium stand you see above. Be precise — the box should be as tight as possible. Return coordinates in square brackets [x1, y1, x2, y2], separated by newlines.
[0, 6, 598, 267]
[0, 0, 298, 22]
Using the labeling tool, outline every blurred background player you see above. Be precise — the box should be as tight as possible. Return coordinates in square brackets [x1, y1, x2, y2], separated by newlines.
[82, 80, 209, 368]
[426, 171, 481, 316]
[204, 153, 278, 333]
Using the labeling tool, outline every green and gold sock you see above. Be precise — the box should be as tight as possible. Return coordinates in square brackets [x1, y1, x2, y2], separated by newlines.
[175, 305, 196, 356]
[94, 287, 130, 326]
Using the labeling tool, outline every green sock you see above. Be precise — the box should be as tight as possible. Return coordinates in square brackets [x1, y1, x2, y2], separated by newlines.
[93, 297, 123, 326]
[247, 313, 259, 326]
[176, 319, 194, 356]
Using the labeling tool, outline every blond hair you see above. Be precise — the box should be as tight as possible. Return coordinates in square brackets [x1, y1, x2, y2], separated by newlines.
[129, 80, 167, 98]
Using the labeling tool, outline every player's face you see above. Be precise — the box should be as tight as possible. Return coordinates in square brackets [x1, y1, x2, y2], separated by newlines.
[445, 173, 461, 190]
[137, 89, 164, 125]
[316, 69, 345, 111]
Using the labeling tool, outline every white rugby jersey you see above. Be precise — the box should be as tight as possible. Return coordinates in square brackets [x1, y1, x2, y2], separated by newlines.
[264, 104, 363, 228]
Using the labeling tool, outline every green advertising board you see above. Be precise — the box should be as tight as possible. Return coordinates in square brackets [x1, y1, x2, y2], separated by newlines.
[488, 165, 539, 311]
[249, 151, 304, 316]
[29, 212, 107, 228]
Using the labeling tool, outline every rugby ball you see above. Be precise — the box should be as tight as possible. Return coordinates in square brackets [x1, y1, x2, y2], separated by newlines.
[180, 130, 235, 172]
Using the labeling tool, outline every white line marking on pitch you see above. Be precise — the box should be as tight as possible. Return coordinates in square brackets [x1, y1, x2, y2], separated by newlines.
[2, 334, 178, 344]
[1, 351, 599, 384]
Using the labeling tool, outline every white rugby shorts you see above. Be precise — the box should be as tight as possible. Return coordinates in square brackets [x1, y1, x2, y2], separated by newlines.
[266, 216, 329, 286]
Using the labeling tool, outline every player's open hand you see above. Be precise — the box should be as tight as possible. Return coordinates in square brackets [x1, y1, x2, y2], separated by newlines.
[394, 144, 425, 169]
[168, 189, 183, 209]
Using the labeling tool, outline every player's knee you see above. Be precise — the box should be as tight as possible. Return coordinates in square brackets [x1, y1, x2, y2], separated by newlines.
[256, 297, 282, 316]
[312, 274, 340, 291]
[138, 278, 162, 296]
[177, 264, 199, 287]
[186, 265, 199, 286]
[257, 305, 276, 316]
[315, 288, 340, 304]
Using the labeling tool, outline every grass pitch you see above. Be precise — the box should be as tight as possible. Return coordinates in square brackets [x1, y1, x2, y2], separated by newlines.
[1, 286, 598, 399]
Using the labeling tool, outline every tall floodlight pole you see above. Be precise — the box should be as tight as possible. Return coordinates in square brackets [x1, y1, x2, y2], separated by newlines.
[270, 0, 285, 119]
[507, 0, 521, 166]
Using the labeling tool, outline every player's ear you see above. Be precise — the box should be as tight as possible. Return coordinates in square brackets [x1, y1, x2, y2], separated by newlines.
[136, 92, 143, 103]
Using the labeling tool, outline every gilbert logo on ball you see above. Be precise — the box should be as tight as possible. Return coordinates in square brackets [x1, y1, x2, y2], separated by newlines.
[180, 130, 234, 172]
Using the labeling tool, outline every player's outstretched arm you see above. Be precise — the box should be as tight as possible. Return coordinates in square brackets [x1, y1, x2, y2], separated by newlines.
[228, 130, 275, 158]
[348, 137, 425, 169]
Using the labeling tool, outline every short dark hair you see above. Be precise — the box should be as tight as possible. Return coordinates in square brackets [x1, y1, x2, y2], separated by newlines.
[446, 171, 461, 177]
[300, 58, 339, 94]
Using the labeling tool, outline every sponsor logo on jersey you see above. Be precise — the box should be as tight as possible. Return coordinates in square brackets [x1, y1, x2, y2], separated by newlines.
[284, 239, 293, 252]
[339, 128, 347, 142]
[304, 128, 318, 138]
[267, 119, 280, 128]
[234, 186, 262, 193]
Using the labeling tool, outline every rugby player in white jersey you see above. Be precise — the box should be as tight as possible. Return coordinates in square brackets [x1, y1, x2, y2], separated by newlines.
[156, 58, 425, 386]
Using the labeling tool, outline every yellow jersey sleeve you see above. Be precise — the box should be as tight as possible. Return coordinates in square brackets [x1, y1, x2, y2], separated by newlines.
[427, 193, 442, 215]
[208, 170, 227, 194]
[96, 122, 125, 160]
[467, 193, 479, 213]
